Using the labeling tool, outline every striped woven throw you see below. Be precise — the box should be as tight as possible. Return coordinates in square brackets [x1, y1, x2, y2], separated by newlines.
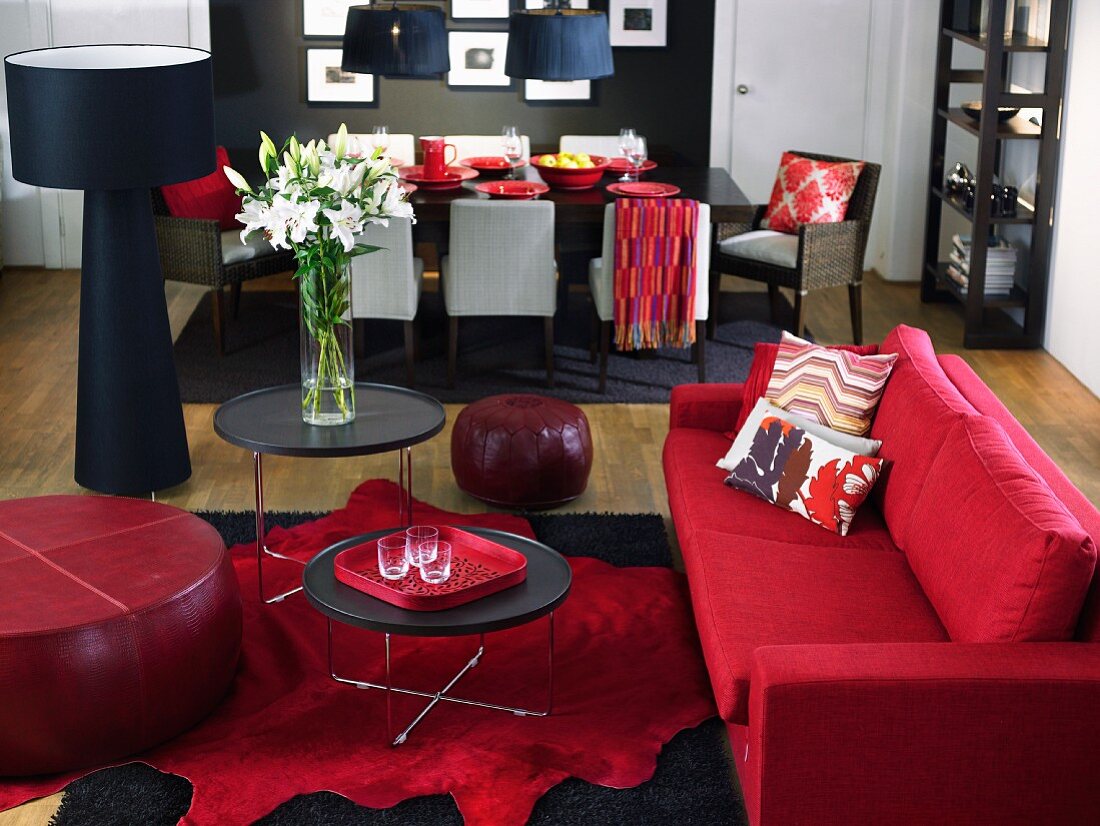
[765, 332, 897, 437]
[612, 197, 699, 351]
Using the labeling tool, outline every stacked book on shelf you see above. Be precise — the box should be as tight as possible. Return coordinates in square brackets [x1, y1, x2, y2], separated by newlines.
[946, 234, 1017, 296]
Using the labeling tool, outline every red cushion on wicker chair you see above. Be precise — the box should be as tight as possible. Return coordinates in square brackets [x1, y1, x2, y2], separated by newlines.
[760, 151, 865, 234]
[0, 496, 241, 776]
[451, 395, 594, 508]
[160, 145, 243, 231]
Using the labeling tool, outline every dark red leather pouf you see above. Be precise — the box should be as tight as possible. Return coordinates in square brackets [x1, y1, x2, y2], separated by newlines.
[451, 394, 594, 509]
[0, 495, 242, 776]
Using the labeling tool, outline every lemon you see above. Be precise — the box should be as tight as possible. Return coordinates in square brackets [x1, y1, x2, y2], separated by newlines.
[575, 153, 591, 164]
[540, 156, 558, 167]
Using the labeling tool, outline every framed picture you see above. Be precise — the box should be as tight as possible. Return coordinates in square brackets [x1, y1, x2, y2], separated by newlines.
[451, 0, 510, 19]
[608, 0, 668, 47]
[302, 0, 360, 38]
[305, 48, 377, 105]
[524, 0, 588, 7]
[447, 32, 512, 88]
[524, 79, 592, 102]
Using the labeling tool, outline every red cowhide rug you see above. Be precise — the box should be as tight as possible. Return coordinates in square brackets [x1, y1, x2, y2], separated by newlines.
[0, 480, 716, 825]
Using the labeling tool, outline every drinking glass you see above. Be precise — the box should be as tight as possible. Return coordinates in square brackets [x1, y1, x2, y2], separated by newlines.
[377, 534, 409, 580]
[502, 125, 523, 179]
[418, 540, 452, 584]
[405, 525, 438, 567]
[618, 127, 638, 182]
[372, 125, 390, 158]
[628, 136, 648, 183]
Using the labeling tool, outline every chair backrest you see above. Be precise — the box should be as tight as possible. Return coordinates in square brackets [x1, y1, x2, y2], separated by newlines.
[330, 133, 417, 166]
[789, 149, 881, 252]
[349, 217, 419, 321]
[444, 134, 531, 162]
[598, 200, 712, 320]
[560, 135, 623, 158]
[445, 200, 556, 317]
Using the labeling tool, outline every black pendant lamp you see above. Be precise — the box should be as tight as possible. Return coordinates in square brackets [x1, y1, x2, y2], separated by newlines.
[341, 3, 449, 78]
[505, 4, 614, 81]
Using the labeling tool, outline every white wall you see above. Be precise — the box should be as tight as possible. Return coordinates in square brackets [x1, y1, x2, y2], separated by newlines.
[1, 0, 209, 269]
[1045, 2, 1100, 396]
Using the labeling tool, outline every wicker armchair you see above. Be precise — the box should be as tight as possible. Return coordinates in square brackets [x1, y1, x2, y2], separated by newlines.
[709, 151, 881, 344]
[151, 189, 295, 354]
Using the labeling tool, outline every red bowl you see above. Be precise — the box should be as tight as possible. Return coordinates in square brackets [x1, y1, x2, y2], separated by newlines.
[531, 154, 611, 191]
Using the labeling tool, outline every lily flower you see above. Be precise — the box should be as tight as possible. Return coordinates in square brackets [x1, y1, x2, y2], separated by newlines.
[223, 166, 253, 194]
[322, 200, 365, 253]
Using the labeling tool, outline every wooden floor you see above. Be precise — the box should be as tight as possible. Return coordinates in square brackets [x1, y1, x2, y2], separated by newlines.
[0, 266, 1097, 824]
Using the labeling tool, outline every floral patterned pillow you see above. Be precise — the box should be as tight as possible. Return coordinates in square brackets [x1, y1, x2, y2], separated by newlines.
[723, 407, 883, 536]
[759, 152, 865, 235]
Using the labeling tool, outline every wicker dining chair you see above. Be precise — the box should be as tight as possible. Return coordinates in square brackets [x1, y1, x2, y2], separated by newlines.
[709, 151, 880, 344]
[151, 188, 295, 354]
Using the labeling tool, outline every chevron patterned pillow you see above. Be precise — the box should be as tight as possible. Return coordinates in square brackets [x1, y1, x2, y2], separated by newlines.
[765, 332, 897, 437]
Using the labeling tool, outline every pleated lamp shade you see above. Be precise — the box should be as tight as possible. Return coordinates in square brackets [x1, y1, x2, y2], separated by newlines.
[505, 9, 614, 81]
[341, 4, 449, 78]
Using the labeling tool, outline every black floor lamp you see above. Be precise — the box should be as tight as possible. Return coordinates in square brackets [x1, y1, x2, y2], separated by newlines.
[4, 45, 216, 495]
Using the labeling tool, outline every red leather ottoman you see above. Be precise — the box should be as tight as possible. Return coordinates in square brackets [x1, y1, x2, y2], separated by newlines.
[0, 495, 242, 776]
[451, 394, 593, 508]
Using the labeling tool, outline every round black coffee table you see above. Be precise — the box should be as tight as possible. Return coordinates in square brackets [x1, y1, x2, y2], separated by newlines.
[214, 383, 445, 604]
[304, 527, 572, 746]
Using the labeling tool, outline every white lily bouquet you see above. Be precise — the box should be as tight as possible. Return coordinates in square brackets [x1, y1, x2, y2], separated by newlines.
[224, 123, 414, 425]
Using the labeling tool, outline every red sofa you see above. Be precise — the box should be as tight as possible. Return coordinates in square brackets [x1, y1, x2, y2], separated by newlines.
[663, 325, 1100, 824]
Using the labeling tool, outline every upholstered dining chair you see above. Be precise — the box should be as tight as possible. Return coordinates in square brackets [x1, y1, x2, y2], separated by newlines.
[350, 217, 423, 386]
[559, 135, 623, 158]
[709, 151, 880, 345]
[332, 132, 416, 166]
[444, 134, 531, 162]
[151, 188, 294, 355]
[441, 200, 556, 388]
[588, 201, 712, 393]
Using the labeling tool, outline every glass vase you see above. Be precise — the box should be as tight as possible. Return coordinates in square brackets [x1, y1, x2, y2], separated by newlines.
[300, 261, 355, 426]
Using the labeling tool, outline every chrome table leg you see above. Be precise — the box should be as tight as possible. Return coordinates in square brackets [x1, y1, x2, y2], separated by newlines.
[397, 446, 413, 527]
[255, 451, 304, 604]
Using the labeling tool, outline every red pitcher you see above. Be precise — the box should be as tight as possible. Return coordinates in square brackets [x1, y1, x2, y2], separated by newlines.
[420, 136, 457, 180]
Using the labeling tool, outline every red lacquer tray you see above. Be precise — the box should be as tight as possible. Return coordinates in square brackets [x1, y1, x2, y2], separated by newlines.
[334, 527, 528, 611]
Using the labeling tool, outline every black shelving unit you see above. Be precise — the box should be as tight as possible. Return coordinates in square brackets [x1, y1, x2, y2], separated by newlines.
[921, 0, 1072, 348]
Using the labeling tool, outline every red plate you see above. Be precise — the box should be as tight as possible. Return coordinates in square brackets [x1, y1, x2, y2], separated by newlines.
[605, 158, 658, 175]
[460, 156, 528, 174]
[606, 182, 682, 198]
[398, 165, 480, 189]
[333, 526, 528, 611]
[474, 180, 549, 200]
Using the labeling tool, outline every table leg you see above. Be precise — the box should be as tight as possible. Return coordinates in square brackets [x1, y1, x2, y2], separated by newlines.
[397, 446, 413, 527]
[254, 451, 305, 604]
[326, 612, 556, 746]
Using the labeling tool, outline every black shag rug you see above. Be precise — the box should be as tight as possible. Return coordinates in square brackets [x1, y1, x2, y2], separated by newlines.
[174, 287, 797, 405]
[48, 511, 745, 826]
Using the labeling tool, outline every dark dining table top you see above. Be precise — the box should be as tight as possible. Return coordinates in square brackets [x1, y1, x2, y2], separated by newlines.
[406, 165, 756, 224]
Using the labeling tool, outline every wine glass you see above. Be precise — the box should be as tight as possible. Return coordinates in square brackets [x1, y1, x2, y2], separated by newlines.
[501, 125, 523, 180]
[372, 125, 390, 159]
[618, 127, 637, 182]
[627, 135, 648, 183]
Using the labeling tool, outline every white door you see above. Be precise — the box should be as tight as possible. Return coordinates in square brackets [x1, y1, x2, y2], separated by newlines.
[724, 0, 872, 202]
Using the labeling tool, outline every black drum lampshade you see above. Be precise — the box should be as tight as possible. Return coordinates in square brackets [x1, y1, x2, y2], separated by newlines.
[342, 4, 449, 78]
[505, 8, 614, 81]
[4, 44, 215, 495]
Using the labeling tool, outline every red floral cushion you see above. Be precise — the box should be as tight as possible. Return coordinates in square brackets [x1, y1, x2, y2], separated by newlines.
[760, 152, 865, 235]
[160, 146, 242, 231]
[731, 340, 881, 435]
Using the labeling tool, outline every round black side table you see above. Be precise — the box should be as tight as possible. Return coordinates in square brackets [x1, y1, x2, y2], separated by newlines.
[304, 527, 572, 746]
[214, 383, 445, 604]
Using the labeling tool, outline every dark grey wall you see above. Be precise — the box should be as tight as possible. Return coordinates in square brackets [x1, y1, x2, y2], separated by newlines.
[210, 1, 715, 170]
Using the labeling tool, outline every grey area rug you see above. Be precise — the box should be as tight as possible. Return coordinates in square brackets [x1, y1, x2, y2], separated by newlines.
[174, 287, 798, 405]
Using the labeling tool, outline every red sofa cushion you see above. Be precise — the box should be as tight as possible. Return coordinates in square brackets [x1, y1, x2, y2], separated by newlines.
[682, 529, 947, 725]
[906, 414, 1096, 642]
[869, 325, 977, 547]
[160, 145, 242, 231]
[664, 427, 899, 553]
[733, 341, 881, 434]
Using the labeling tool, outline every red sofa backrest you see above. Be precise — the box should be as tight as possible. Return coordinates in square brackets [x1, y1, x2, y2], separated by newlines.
[938, 354, 1100, 642]
[871, 326, 1098, 642]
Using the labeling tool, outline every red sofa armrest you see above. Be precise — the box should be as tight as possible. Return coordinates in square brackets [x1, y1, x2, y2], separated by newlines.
[669, 383, 744, 433]
[743, 643, 1100, 825]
